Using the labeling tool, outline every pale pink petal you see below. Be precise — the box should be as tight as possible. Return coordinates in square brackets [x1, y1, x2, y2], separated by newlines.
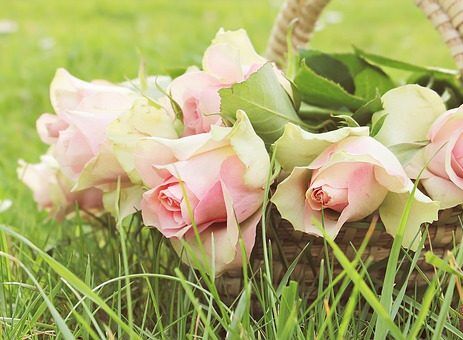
[54, 127, 94, 178]
[219, 156, 264, 222]
[310, 136, 409, 193]
[215, 210, 261, 274]
[202, 43, 243, 84]
[423, 140, 449, 179]
[141, 187, 180, 232]
[336, 163, 388, 230]
[17, 158, 57, 209]
[308, 163, 387, 238]
[133, 139, 176, 188]
[171, 182, 260, 274]
[428, 107, 463, 142]
[302, 205, 339, 238]
[36, 113, 69, 144]
[271, 167, 311, 233]
[74, 187, 103, 211]
[452, 134, 463, 164]
[62, 110, 119, 155]
[193, 181, 227, 225]
[169, 71, 223, 135]
[208, 28, 266, 69]
[73, 143, 128, 191]
[444, 131, 463, 189]
[422, 175, 463, 209]
[50, 68, 133, 115]
[310, 164, 350, 189]
[307, 185, 348, 213]
[158, 147, 234, 198]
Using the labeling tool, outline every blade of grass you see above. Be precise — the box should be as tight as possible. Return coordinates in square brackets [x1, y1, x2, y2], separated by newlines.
[408, 279, 437, 338]
[431, 238, 463, 340]
[374, 177, 422, 340]
[0, 224, 139, 339]
[318, 226, 405, 340]
[0, 252, 73, 339]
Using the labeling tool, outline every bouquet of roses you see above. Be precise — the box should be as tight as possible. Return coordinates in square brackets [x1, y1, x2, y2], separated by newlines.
[19, 28, 463, 274]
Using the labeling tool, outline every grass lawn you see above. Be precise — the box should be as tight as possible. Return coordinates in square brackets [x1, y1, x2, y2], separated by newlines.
[0, 0, 461, 338]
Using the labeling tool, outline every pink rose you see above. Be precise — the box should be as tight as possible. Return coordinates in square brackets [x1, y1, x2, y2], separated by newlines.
[169, 29, 270, 136]
[376, 85, 463, 209]
[272, 125, 438, 250]
[17, 154, 103, 220]
[37, 68, 135, 181]
[407, 106, 463, 209]
[137, 111, 269, 273]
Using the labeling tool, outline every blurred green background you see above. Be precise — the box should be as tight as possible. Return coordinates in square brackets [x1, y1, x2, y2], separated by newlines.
[0, 0, 455, 239]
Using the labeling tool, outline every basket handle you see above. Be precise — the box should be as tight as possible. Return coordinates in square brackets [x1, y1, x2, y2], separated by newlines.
[265, 0, 463, 75]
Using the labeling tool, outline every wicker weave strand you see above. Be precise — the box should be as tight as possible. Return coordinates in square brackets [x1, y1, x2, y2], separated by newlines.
[266, 0, 463, 75]
[265, 0, 330, 65]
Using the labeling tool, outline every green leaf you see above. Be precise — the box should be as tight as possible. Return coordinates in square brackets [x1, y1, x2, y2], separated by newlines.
[331, 53, 368, 76]
[370, 110, 387, 137]
[354, 67, 394, 100]
[353, 95, 382, 125]
[220, 63, 302, 144]
[333, 114, 360, 127]
[300, 49, 355, 93]
[355, 46, 458, 76]
[294, 61, 366, 110]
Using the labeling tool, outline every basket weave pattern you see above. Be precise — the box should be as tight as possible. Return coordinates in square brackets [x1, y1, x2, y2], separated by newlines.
[218, 0, 463, 298]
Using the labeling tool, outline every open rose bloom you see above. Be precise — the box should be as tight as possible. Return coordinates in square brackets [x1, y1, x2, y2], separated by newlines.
[37, 68, 136, 182]
[25, 68, 179, 219]
[272, 124, 439, 250]
[137, 111, 269, 273]
[375, 85, 463, 210]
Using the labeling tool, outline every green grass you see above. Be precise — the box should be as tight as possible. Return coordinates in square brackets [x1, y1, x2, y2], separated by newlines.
[0, 0, 462, 338]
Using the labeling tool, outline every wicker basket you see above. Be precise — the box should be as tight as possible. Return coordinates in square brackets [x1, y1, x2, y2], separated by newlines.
[217, 0, 463, 299]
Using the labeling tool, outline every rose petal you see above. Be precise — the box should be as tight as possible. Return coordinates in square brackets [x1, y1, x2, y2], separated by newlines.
[50, 68, 133, 115]
[444, 131, 463, 189]
[103, 185, 144, 220]
[171, 182, 260, 274]
[336, 163, 388, 227]
[310, 136, 409, 193]
[133, 139, 176, 188]
[376, 84, 445, 146]
[203, 43, 243, 84]
[429, 107, 463, 142]
[193, 181, 227, 225]
[219, 156, 264, 222]
[73, 143, 127, 191]
[159, 147, 234, 198]
[36, 113, 68, 144]
[422, 174, 463, 209]
[208, 28, 266, 69]
[54, 127, 94, 179]
[271, 167, 311, 233]
[379, 186, 439, 250]
[274, 123, 369, 171]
